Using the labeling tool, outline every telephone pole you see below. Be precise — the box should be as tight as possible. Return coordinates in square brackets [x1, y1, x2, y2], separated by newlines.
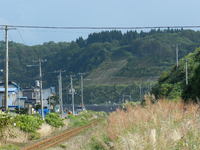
[1, 25, 15, 110]
[4, 25, 8, 110]
[70, 75, 75, 114]
[176, 44, 179, 68]
[139, 84, 142, 100]
[27, 59, 46, 120]
[58, 70, 64, 117]
[79, 73, 85, 110]
[39, 59, 45, 120]
[185, 59, 188, 85]
[122, 95, 125, 103]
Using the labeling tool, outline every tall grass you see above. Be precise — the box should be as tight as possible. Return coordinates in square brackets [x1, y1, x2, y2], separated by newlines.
[106, 98, 200, 150]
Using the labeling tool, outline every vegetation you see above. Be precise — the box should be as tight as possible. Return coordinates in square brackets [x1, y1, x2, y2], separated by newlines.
[14, 115, 44, 132]
[45, 113, 64, 127]
[152, 47, 200, 102]
[1, 29, 200, 103]
[0, 114, 13, 135]
[0, 144, 20, 150]
[68, 110, 106, 127]
[87, 99, 200, 150]
[73, 83, 154, 104]
[0, 110, 107, 149]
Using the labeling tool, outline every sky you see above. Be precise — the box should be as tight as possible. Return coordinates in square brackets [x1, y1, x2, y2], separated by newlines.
[0, 0, 200, 45]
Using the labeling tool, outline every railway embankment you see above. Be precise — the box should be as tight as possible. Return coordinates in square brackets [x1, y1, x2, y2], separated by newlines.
[0, 111, 106, 150]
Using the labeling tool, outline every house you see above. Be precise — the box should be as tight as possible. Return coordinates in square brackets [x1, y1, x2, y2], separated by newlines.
[22, 86, 56, 108]
[42, 87, 56, 106]
[23, 87, 40, 104]
[0, 81, 24, 108]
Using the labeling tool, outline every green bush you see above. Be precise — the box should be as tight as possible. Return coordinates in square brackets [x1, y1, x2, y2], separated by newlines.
[14, 115, 43, 132]
[0, 114, 13, 134]
[90, 137, 109, 150]
[0, 144, 19, 150]
[29, 132, 41, 140]
[45, 113, 64, 127]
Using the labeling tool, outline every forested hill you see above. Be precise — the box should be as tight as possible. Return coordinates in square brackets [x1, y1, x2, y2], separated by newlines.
[152, 47, 200, 102]
[0, 29, 200, 89]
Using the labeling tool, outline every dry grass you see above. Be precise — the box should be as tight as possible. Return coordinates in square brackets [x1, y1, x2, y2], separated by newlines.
[106, 97, 200, 150]
[47, 121, 107, 150]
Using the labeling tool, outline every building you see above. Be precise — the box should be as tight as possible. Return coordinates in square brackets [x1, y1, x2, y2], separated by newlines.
[0, 81, 24, 108]
[42, 87, 56, 107]
[23, 87, 40, 104]
[23, 86, 56, 108]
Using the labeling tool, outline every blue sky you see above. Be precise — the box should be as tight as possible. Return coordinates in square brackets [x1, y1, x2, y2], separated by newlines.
[0, 0, 200, 45]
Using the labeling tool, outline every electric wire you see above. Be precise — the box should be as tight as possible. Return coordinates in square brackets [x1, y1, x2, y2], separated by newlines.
[0, 25, 200, 30]
[17, 29, 26, 44]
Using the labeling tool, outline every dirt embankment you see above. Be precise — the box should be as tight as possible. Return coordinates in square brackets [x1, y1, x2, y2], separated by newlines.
[0, 119, 69, 147]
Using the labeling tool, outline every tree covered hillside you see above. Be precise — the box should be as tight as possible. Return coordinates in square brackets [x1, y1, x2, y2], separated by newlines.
[152, 47, 200, 102]
[0, 29, 200, 103]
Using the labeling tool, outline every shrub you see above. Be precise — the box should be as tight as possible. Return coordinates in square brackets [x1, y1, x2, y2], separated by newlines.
[14, 115, 43, 132]
[0, 144, 19, 150]
[90, 136, 110, 150]
[59, 144, 67, 149]
[45, 113, 64, 127]
[0, 114, 13, 134]
[29, 132, 41, 140]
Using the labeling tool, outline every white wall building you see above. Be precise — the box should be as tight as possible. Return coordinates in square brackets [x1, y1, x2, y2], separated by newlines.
[0, 81, 23, 108]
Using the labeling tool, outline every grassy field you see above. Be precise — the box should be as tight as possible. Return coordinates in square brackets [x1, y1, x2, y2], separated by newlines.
[87, 98, 200, 150]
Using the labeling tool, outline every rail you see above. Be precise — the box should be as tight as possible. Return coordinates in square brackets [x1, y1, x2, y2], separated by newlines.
[22, 120, 99, 150]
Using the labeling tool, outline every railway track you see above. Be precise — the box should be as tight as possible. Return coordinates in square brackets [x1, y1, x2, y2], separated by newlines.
[22, 120, 99, 150]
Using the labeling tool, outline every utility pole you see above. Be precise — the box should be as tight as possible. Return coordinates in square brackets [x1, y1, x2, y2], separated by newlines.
[39, 59, 45, 120]
[4, 25, 8, 110]
[139, 84, 142, 101]
[58, 70, 64, 117]
[18, 85, 20, 111]
[185, 59, 188, 85]
[48, 70, 65, 116]
[70, 75, 75, 114]
[79, 73, 85, 110]
[122, 95, 125, 103]
[27, 59, 46, 120]
[176, 44, 179, 68]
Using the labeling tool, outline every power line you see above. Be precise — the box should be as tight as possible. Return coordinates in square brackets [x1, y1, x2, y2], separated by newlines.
[17, 29, 26, 44]
[1, 25, 200, 30]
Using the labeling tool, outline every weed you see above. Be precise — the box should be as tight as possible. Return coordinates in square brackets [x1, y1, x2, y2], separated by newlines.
[29, 132, 40, 140]
[45, 113, 64, 127]
[98, 99, 200, 149]
[59, 144, 67, 149]
[0, 144, 19, 150]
